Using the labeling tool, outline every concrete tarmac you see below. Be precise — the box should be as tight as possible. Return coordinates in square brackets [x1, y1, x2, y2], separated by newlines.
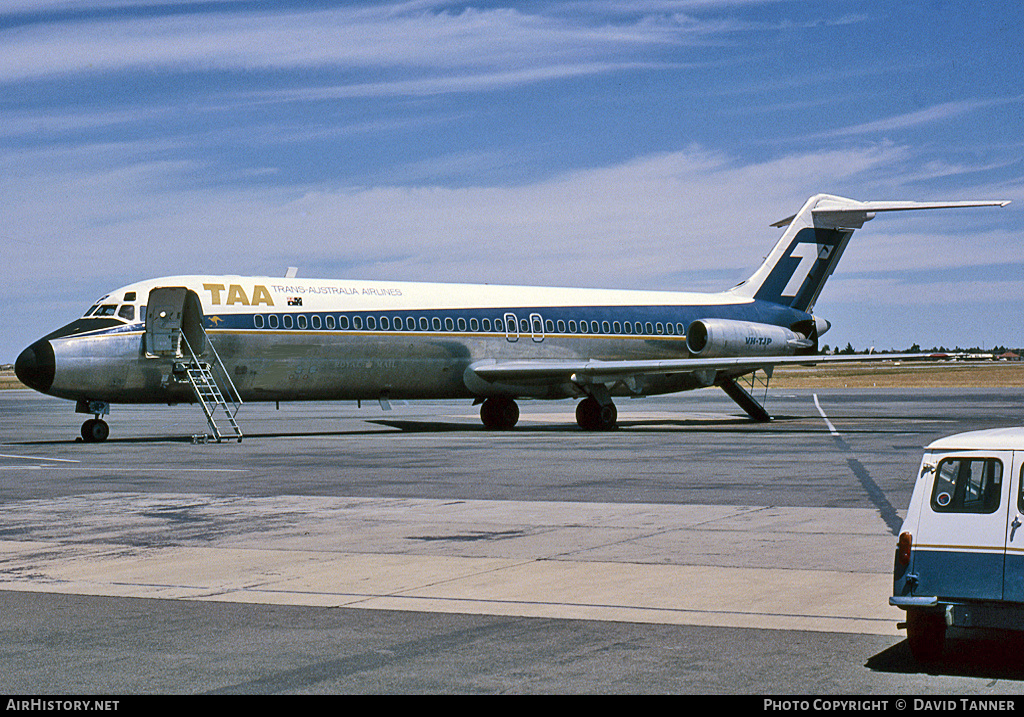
[2, 387, 1024, 694]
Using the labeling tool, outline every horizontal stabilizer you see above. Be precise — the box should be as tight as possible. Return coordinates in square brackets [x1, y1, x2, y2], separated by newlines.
[771, 197, 1010, 229]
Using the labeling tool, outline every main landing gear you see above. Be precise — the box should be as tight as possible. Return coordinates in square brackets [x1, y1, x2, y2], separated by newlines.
[478, 396, 619, 431]
[479, 396, 520, 429]
[575, 396, 617, 431]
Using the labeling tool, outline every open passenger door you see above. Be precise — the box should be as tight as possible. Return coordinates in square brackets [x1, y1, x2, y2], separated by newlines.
[145, 287, 206, 358]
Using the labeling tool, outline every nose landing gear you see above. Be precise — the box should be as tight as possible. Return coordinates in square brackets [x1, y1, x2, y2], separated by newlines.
[77, 400, 111, 443]
[80, 418, 110, 442]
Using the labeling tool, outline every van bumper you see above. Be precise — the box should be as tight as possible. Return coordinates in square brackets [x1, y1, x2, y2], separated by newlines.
[890, 596, 939, 608]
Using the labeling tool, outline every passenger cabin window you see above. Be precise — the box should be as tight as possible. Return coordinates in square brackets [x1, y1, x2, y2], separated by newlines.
[930, 457, 1002, 514]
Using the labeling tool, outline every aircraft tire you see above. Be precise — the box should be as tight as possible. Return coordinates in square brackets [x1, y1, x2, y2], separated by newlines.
[480, 397, 519, 430]
[81, 418, 110, 443]
[575, 397, 617, 431]
[906, 608, 946, 663]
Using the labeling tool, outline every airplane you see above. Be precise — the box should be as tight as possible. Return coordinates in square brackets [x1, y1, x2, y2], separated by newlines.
[14, 193, 1009, 442]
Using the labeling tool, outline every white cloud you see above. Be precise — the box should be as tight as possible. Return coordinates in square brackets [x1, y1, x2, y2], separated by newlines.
[812, 98, 1024, 140]
[0, 4, 701, 84]
[1, 141, 959, 289]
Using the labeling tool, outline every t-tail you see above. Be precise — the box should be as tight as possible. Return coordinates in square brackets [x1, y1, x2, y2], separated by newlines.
[729, 194, 1010, 312]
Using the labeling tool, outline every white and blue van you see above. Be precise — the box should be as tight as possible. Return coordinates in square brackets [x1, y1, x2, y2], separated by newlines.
[891, 427, 1024, 661]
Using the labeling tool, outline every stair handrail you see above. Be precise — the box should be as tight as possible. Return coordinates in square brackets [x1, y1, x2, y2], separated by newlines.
[180, 328, 243, 417]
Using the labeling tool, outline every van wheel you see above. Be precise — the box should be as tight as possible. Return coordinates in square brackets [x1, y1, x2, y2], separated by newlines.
[906, 608, 946, 663]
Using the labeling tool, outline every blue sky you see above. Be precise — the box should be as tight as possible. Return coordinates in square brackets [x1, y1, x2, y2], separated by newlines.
[2, 0, 1023, 362]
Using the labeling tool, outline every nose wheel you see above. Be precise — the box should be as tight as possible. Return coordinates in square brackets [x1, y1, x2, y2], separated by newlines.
[76, 400, 111, 442]
[81, 418, 110, 442]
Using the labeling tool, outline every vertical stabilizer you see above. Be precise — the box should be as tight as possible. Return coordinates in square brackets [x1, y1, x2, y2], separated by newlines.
[728, 194, 1009, 312]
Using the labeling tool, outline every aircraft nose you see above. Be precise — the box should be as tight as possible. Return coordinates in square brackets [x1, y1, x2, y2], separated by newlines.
[15, 339, 55, 393]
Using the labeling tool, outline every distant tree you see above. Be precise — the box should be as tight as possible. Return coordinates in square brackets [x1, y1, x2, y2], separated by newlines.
[841, 342, 856, 355]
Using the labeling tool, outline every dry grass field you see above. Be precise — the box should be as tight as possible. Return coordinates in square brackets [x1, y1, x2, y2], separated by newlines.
[770, 360, 1024, 389]
[0, 367, 24, 390]
[3, 360, 1023, 392]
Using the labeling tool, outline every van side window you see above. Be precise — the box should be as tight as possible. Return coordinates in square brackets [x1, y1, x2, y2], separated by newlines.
[1019, 464, 1024, 513]
[930, 457, 1002, 514]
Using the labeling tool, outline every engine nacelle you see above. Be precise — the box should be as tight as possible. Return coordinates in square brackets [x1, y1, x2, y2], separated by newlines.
[686, 319, 812, 358]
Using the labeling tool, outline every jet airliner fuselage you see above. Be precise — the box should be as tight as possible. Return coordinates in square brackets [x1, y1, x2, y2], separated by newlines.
[15, 194, 1009, 441]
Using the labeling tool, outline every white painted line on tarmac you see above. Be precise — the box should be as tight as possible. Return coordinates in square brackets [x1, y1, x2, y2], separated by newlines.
[812, 394, 839, 436]
[0, 453, 80, 463]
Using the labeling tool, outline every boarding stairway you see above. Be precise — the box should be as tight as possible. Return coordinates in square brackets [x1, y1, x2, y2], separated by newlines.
[180, 331, 243, 443]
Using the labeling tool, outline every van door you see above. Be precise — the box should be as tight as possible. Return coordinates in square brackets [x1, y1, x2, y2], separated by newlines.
[1003, 451, 1024, 600]
[912, 450, 1012, 601]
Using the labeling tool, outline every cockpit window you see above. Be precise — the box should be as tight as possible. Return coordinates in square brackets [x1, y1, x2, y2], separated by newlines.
[83, 304, 129, 319]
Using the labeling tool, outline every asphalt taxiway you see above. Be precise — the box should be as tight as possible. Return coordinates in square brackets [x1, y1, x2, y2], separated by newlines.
[2, 387, 1024, 694]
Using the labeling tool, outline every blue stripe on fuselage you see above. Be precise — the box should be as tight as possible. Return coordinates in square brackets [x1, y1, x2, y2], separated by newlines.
[205, 301, 809, 335]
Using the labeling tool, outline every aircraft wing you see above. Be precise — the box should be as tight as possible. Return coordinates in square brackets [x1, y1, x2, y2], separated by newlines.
[468, 352, 929, 385]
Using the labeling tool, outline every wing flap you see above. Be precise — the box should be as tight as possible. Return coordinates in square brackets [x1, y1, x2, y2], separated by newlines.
[468, 353, 930, 385]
